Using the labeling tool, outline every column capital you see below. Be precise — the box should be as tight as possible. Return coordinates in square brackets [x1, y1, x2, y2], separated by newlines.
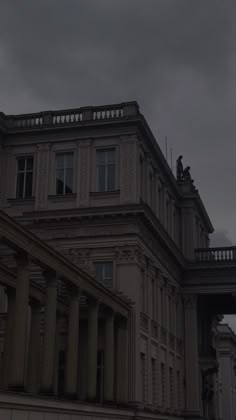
[15, 251, 29, 267]
[43, 270, 58, 287]
[67, 283, 81, 298]
[183, 294, 198, 309]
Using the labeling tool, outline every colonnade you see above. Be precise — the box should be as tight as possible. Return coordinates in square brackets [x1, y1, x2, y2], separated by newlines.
[2, 253, 129, 403]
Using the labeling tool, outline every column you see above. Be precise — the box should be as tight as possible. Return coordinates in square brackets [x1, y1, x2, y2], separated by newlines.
[9, 253, 30, 390]
[3, 288, 16, 388]
[104, 309, 114, 402]
[41, 273, 58, 394]
[87, 299, 99, 401]
[117, 317, 128, 403]
[65, 286, 80, 398]
[27, 301, 42, 394]
[184, 295, 200, 417]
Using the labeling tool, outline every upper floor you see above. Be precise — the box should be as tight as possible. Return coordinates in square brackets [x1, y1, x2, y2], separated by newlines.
[0, 101, 213, 260]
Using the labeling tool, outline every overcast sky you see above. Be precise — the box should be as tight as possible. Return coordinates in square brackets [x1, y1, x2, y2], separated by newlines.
[1, 0, 236, 329]
[1, 1, 236, 243]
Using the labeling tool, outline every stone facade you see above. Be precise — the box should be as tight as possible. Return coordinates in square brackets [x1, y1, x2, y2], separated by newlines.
[0, 101, 235, 419]
[216, 323, 236, 420]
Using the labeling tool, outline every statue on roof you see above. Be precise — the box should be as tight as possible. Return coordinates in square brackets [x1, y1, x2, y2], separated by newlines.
[176, 155, 184, 180]
[183, 166, 192, 181]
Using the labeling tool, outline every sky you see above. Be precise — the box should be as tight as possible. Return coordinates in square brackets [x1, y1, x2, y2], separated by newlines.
[1, 1, 236, 326]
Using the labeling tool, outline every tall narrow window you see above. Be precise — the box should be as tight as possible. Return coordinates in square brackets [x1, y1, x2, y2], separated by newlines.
[177, 370, 181, 410]
[160, 288, 164, 327]
[56, 153, 73, 195]
[16, 156, 33, 199]
[96, 149, 115, 192]
[95, 262, 113, 288]
[141, 353, 147, 404]
[169, 367, 174, 409]
[152, 279, 156, 320]
[161, 362, 165, 407]
[152, 358, 157, 407]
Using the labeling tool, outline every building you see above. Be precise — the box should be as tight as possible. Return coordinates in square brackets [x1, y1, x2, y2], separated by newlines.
[216, 323, 236, 420]
[0, 101, 236, 420]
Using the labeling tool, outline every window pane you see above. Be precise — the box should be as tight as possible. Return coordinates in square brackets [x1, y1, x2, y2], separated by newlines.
[56, 169, 64, 194]
[17, 159, 25, 171]
[16, 173, 24, 198]
[95, 263, 103, 283]
[107, 164, 115, 191]
[107, 149, 115, 164]
[56, 155, 65, 169]
[25, 172, 33, 198]
[65, 168, 73, 194]
[26, 157, 33, 170]
[65, 153, 73, 168]
[96, 150, 106, 164]
[96, 165, 106, 192]
[105, 262, 113, 278]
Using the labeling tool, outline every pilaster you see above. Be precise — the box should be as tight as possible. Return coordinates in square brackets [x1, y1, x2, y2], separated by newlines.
[35, 143, 50, 210]
[120, 135, 138, 204]
[76, 140, 91, 207]
[183, 294, 200, 417]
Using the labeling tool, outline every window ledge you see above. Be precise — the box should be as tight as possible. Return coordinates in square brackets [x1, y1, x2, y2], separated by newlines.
[8, 197, 35, 204]
[48, 194, 76, 202]
[90, 190, 120, 199]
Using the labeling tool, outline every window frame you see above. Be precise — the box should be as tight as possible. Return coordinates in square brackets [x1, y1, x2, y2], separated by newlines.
[94, 261, 114, 288]
[95, 148, 116, 193]
[15, 155, 34, 199]
[55, 152, 74, 196]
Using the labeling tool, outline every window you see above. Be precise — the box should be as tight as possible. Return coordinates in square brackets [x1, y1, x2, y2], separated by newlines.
[16, 156, 33, 198]
[176, 370, 181, 409]
[141, 353, 147, 404]
[152, 358, 157, 407]
[96, 149, 115, 192]
[95, 262, 113, 288]
[56, 153, 73, 195]
[169, 367, 174, 409]
[161, 362, 166, 407]
[151, 279, 156, 320]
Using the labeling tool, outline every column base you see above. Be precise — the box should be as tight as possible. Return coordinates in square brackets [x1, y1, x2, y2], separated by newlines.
[86, 397, 97, 403]
[8, 384, 25, 392]
[39, 387, 54, 396]
[103, 399, 116, 406]
[64, 393, 78, 400]
[184, 411, 202, 420]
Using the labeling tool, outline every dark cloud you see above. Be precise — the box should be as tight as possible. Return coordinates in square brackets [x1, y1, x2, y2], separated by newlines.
[1, 1, 236, 241]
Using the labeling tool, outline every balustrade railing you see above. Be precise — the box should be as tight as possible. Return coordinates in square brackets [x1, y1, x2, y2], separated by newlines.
[5, 102, 138, 131]
[195, 246, 236, 262]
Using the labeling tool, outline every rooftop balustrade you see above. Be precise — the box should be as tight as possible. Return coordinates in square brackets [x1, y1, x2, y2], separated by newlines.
[195, 246, 236, 263]
[1, 101, 139, 132]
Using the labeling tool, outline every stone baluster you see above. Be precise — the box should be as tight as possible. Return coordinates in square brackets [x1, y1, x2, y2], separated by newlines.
[41, 272, 58, 394]
[87, 299, 99, 401]
[65, 286, 80, 398]
[9, 252, 30, 390]
[104, 309, 114, 402]
[27, 301, 42, 394]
